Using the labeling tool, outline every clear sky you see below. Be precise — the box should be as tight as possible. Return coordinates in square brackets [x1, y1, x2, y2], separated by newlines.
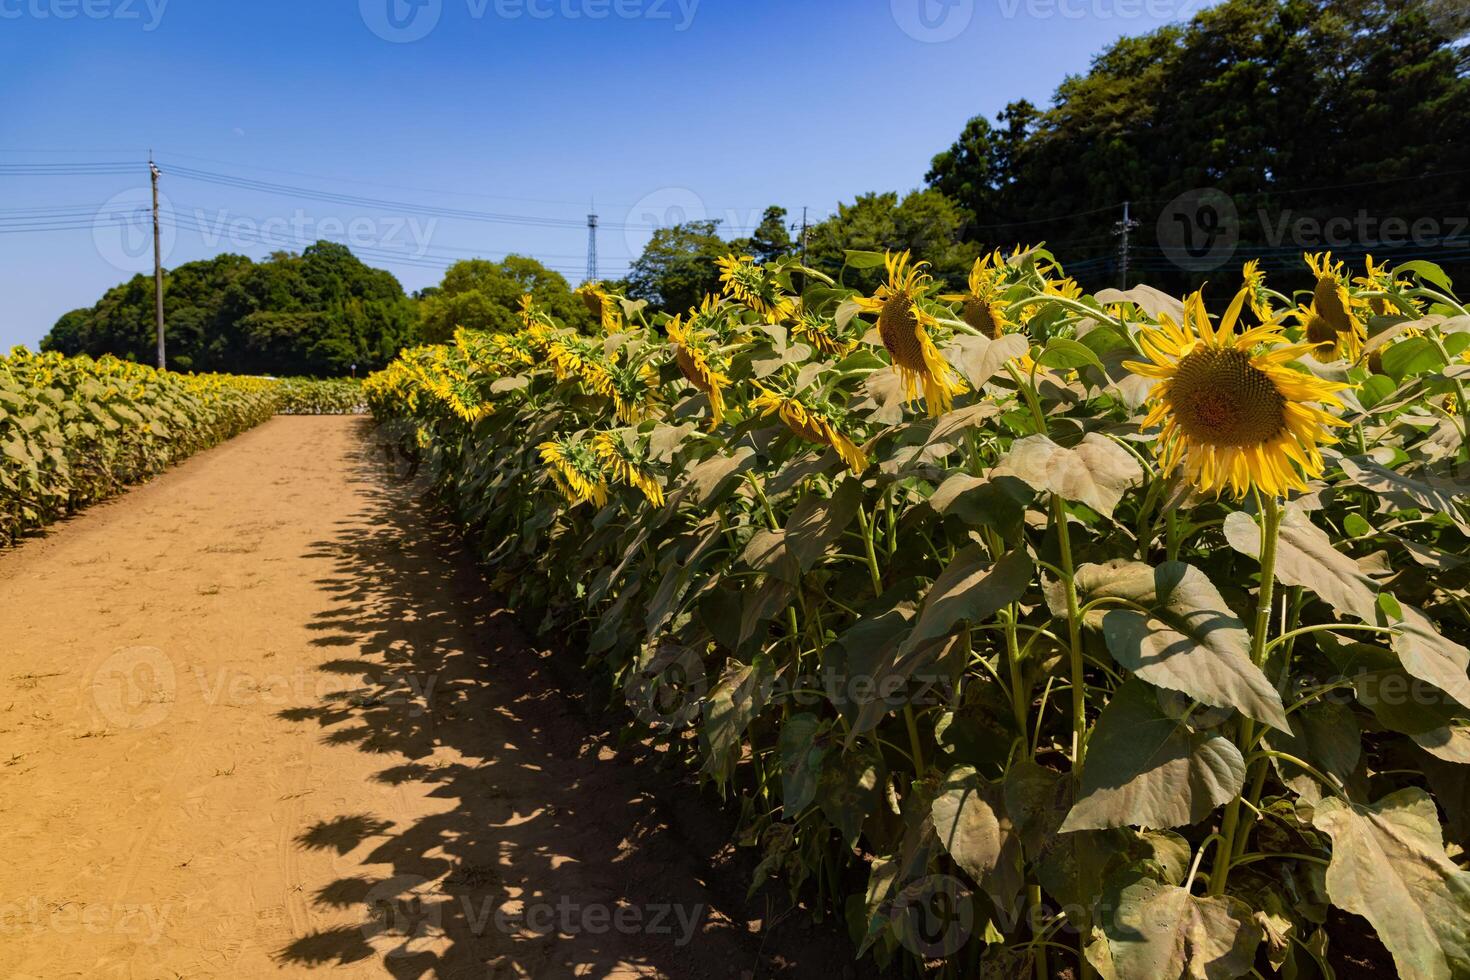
[0, 0, 1216, 350]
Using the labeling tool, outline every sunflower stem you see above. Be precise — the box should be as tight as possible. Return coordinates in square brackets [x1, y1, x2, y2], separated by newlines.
[1052, 496, 1089, 770]
[1209, 495, 1281, 897]
[855, 503, 884, 596]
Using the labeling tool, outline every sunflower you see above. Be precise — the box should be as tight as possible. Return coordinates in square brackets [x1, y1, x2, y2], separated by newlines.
[666, 306, 731, 424]
[584, 353, 660, 424]
[538, 437, 609, 508]
[1298, 252, 1366, 363]
[592, 432, 665, 507]
[717, 255, 796, 323]
[1124, 288, 1350, 499]
[853, 251, 968, 416]
[577, 283, 624, 333]
[944, 250, 1011, 339]
[791, 307, 856, 358]
[1355, 255, 1422, 318]
[1241, 260, 1274, 322]
[749, 383, 868, 474]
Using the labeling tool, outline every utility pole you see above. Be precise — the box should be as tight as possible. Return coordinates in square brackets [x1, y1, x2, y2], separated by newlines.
[789, 206, 809, 265]
[586, 207, 599, 284]
[1113, 200, 1140, 290]
[150, 155, 166, 371]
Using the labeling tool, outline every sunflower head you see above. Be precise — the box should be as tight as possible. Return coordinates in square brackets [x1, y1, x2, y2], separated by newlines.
[717, 255, 795, 323]
[1125, 288, 1351, 499]
[749, 383, 868, 474]
[666, 308, 730, 425]
[601, 355, 661, 424]
[791, 308, 856, 358]
[577, 283, 623, 333]
[592, 431, 665, 507]
[1305, 252, 1353, 329]
[854, 251, 968, 415]
[539, 437, 609, 508]
[1241, 260, 1274, 322]
[1354, 255, 1422, 318]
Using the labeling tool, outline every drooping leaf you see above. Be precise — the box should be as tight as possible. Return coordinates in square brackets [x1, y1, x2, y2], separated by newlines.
[930, 766, 1023, 908]
[779, 713, 828, 815]
[900, 546, 1034, 659]
[1225, 508, 1470, 711]
[949, 333, 1031, 389]
[818, 743, 883, 848]
[1068, 559, 1289, 732]
[995, 433, 1143, 518]
[1099, 871, 1262, 980]
[1313, 788, 1470, 980]
[1063, 679, 1246, 832]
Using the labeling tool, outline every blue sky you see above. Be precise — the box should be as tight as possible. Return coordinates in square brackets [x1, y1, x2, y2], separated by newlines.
[0, 0, 1214, 350]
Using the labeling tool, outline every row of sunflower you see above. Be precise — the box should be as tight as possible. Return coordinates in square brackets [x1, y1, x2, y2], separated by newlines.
[0, 349, 284, 545]
[366, 248, 1470, 979]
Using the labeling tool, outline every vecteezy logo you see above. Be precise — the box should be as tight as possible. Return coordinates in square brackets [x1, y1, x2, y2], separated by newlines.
[360, 0, 442, 42]
[93, 187, 175, 274]
[623, 640, 707, 731]
[362, 875, 443, 955]
[891, 0, 974, 43]
[890, 875, 975, 958]
[89, 646, 176, 729]
[1157, 187, 1240, 273]
[623, 187, 708, 258]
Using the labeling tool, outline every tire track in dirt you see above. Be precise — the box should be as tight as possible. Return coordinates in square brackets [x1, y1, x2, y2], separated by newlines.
[0, 416, 867, 980]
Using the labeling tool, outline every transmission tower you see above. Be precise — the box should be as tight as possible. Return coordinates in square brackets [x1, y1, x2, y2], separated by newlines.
[586, 210, 599, 283]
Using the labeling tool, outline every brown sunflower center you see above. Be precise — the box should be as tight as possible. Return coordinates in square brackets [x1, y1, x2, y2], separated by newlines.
[880, 293, 927, 371]
[675, 348, 711, 393]
[1313, 276, 1351, 333]
[963, 298, 1001, 339]
[1167, 347, 1287, 447]
[1305, 313, 1338, 347]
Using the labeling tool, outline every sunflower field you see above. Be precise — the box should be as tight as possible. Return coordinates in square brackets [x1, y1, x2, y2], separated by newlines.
[365, 250, 1470, 979]
[0, 348, 278, 545]
[274, 377, 367, 415]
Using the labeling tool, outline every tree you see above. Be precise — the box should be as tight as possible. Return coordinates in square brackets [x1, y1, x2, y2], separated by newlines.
[417, 255, 589, 342]
[806, 190, 976, 292]
[732, 206, 793, 263]
[624, 219, 730, 313]
[924, 0, 1470, 294]
[41, 243, 418, 376]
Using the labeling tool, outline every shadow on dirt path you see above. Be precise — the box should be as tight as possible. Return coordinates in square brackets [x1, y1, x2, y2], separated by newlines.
[277, 420, 870, 980]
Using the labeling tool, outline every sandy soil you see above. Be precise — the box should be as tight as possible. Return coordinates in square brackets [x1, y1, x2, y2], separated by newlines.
[0, 416, 863, 980]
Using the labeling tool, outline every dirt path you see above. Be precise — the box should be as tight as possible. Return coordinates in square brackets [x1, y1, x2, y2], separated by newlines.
[0, 416, 856, 980]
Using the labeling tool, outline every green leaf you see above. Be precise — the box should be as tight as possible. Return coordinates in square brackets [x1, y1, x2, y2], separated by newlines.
[1380, 336, 1447, 381]
[1265, 702, 1361, 801]
[1099, 871, 1262, 980]
[845, 249, 888, 270]
[818, 743, 883, 848]
[1357, 373, 1397, 409]
[1224, 507, 1470, 711]
[1038, 337, 1106, 372]
[1395, 259, 1454, 292]
[1062, 679, 1246, 831]
[949, 333, 1031, 389]
[1068, 560, 1289, 732]
[700, 662, 768, 787]
[900, 546, 1033, 659]
[1337, 455, 1470, 535]
[779, 713, 827, 815]
[784, 476, 863, 575]
[994, 433, 1144, 518]
[930, 766, 1023, 907]
[1313, 788, 1470, 980]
